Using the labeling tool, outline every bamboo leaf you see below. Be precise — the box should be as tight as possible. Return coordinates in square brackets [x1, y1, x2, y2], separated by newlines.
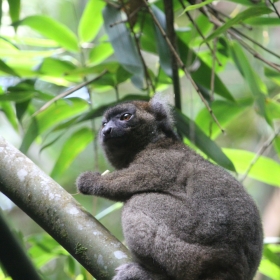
[89, 41, 114, 65]
[7, 0, 20, 24]
[266, 99, 280, 120]
[0, 59, 20, 77]
[259, 255, 280, 280]
[0, 92, 34, 102]
[20, 98, 88, 153]
[95, 202, 123, 220]
[0, 89, 19, 131]
[151, 5, 172, 77]
[38, 57, 77, 76]
[181, 0, 214, 14]
[204, 7, 272, 42]
[102, 5, 144, 87]
[175, 110, 236, 171]
[223, 148, 280, 187]
[229, 42, 270, 124]
[191, 59, 235, 101]
[245, 17, 280, 26]
[51, 128, 94, 179]
[195, 99, 252, 139]
[229, 0, 266, 6]
[13, 16, 79, 51]
[78, 0, 105, 43]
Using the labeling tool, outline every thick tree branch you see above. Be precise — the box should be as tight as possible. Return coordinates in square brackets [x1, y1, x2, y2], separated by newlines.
[0, 136, 131, 280]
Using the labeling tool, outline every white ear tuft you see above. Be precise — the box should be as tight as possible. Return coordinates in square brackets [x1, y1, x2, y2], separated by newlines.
[150, 92, 174, 124]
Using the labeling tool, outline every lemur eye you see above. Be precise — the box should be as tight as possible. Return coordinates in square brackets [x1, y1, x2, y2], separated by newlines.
[102, 122, 107, 127]
[120, 113, 132, 121]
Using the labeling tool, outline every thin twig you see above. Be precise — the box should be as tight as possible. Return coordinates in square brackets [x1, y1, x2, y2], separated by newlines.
[210, 16, 280, 72]
[109, 4, 144, 27]
[210, 35, 217, 101]
[178, 0, 222, 67]
[142, 0, 225, 133]
[208, 5, 253, 31]
[232, 27, 280, 60]
[32, 70, 108, 117]
[240, 128, 280, 183]
[208, 6, 280, 60]
[102, 0, 120, 9]
[268, 0, 280, 18]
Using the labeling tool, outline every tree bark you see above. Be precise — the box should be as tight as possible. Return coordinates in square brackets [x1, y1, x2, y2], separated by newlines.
[0, 136, 131, 280]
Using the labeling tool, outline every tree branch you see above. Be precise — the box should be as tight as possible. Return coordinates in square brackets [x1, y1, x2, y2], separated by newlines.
[0, 136, 131, 280]
[32, 70, 108, 117]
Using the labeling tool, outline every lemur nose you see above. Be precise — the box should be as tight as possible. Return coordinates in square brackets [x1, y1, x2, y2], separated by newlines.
[103, 126, 112, 136]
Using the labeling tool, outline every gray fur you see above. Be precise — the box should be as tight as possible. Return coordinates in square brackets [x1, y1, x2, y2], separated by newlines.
[76, 96, 263, 280]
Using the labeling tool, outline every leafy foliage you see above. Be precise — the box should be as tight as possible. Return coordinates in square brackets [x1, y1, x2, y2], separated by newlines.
[1, 0, 280, 279]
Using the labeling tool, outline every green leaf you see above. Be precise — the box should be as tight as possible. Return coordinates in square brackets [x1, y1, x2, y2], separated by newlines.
[175, 110, 236, 171]
[0, 59, 20, 77]
[20, 98, 88, 153]
[89, 41, 114, 65]
[0, 0, 2, 25]
[181, 0, 214, 13]
[116, 66, 133, 84]
[245, 17, 280, 26]
[0, 92, 34, 102]
[139, 15, 157, 54]
[7, 0, 20, 24]
[259, 259, 280, 280]
[191, 59, 235, 101]
[151, 5, 172, 77]
[15, 100, 30, 121]
[229, 42, 270, 123]
[263, 245, 280, 267]
[265, 67, 280, 86]
[0, 89, 19, 131]
[223, 148, 280, 187]
[2, 35, 58, 48]
[50, 128, 94, 179]
[228, 0, 266, 5]
[176, 34, 234, 101]
[27, 233, 68, 268]
[205, 7, 272, 42]
[38, 57, 77, 76]
[266, 98, 280, 120]
[95, 202, 123, 220]
[177, 14, 212, 46]
[78, 0, 105, 43]
[195, 99, 252, 139]
[102, 5, 144, 85]
[14, 15, 79, 51]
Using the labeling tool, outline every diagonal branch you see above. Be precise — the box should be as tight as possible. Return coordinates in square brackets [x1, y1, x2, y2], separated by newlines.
[209, 16, 280, 72]
[178, 0, 222, 67]
[240, 128, 280, 183]
[32, 70, 108, 117]
[0, 136, 131, 280]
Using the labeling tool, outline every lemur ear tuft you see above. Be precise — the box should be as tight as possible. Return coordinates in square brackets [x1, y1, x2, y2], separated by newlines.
[149, 93, 174, 124]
